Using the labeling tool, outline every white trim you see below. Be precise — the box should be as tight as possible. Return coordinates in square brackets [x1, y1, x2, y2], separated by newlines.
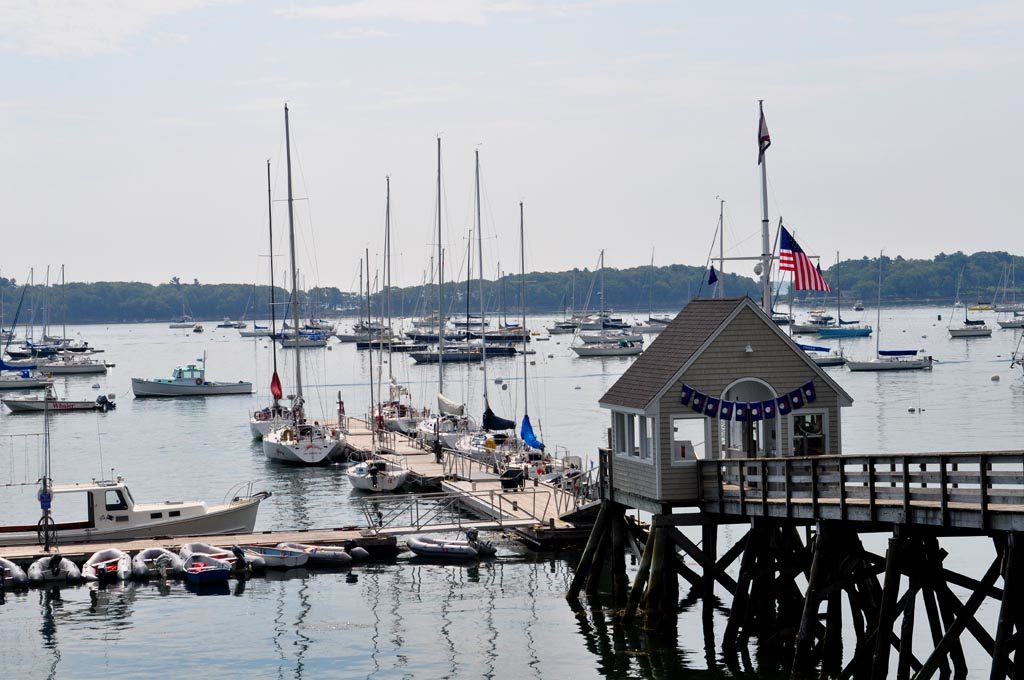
[642, 297, 855, 411]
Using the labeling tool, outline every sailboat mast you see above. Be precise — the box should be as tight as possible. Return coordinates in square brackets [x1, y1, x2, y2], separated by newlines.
[385, 176, 393, 381]
[648, 250, 654, 320]
[599, 250, 605, 320]
[266, 160, 279, 398]
[758, 101, 772, 313]
[436, 137, 444, 391]
[367, 249, 375, 450]
[876, 251, 883, 357]
[717, 197, 725, 298]
[284, 104, 302, 399]
[520, 202, 527, 417]
[475, 149, 488, 407]
[60, 264, 66, 345]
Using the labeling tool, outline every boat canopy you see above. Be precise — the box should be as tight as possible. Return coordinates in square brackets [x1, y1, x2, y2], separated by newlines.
[483, 406, 514, 431]
[437, 393, 465, 416]
[0, 359, 36, 371]
[964, 319, 986, 326]
[797, 343, 832, 353]
[878, 349, 919, 357]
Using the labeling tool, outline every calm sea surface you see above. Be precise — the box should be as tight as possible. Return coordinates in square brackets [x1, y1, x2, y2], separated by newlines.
[1, 306, 1019, 678]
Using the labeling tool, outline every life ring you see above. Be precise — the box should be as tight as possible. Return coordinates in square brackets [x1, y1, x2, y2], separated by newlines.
[195, 378, 202, 385]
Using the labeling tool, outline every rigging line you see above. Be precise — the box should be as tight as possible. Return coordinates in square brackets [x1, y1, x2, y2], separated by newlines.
[695, 208, 724, 300]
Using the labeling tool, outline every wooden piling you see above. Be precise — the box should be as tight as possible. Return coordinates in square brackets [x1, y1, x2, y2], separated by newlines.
[871, 536, 906, 680]
[991, 532, 1022, 680]
[567, 500, 611, 601]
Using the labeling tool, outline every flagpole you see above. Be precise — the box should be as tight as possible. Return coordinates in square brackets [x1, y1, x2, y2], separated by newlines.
[717, 197, 725, 298]
[759, 100, 771, 313]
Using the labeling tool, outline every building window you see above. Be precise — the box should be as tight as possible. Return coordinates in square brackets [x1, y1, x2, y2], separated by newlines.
[639, 416, 655, 460]
[613, 412, 632, 456]
[792, 411, 827, 456]
[613, 412, 653, 461]
[672, 416, 707, 463]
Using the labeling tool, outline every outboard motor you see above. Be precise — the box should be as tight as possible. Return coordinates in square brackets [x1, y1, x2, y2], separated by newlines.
[95, 394, 116, 412]
[230, 545, 250, 578]
[48, 553, 63, 574]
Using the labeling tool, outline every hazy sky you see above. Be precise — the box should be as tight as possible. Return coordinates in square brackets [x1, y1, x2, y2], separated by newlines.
[2, 1, 1021, 290]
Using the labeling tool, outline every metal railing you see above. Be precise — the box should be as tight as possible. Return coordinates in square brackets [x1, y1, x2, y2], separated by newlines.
[359, 488, 553, 535]
[442, 448, 503, 480]
[699, 451, 1024, 531]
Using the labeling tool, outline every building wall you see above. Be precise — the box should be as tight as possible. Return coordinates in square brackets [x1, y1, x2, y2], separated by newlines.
[655, 306, 842, 502]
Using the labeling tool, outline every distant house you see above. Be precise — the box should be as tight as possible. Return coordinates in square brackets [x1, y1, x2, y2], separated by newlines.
[598, 297, 853, 513]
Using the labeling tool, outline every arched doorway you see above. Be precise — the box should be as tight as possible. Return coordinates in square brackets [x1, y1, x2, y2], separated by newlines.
[720, 378, 779, 458]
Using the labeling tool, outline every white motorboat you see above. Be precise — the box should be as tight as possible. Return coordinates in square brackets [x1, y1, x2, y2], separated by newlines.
[192, 324, 204, 333]
[169, 321, 195, 329]
[36, 354, 108, 375]
[0, 476, 269, 546]
[131, 548, 185, 579]
[346, 458, 409, 492]
[132, 354, 252, 397]
[82, 548, 131, 582]
[217, 318, 245, 328]
[571, 341, 643, 357]
[3, 385, 115, 413]
[262, 421, 344, 465]
[27, 554, 83, 584]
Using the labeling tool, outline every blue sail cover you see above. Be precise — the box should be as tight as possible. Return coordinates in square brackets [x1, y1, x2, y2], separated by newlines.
[797, 343, 832, 353]
[878, 349, 919, 357]
[0, 359, 36, 371]
[520, 415, 545, 451]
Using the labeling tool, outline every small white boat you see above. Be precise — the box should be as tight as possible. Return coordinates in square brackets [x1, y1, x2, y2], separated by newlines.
[82, 548, 131, 582]
[571, 341, 643, 357]
[347, 458, 409, 492]
[239, 327, 274, 338]
[192, 324, 204, 333]
[796, 343, 846, 368]
[132, 354, 252, 397]
[276, 542, 354, 566]
[36, 354, 108, 375]
[0, 557, 28, 588]
[578, 331, 644, 344]
[237, 545, 309, 569]
[262, 421, 344, 465]
[131, 548, 185, 579]
[998, 318, 1024, 329]
[0, 477, 269, 546]
[406, 530, 496, 561]
[27, 554, 82, 584]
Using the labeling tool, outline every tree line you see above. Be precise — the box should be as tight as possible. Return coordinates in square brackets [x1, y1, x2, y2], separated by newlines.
[0, 251, 1016, 325]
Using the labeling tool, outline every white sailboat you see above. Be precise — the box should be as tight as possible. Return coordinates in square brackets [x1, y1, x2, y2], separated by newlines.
[572, 250, 644, 358]
[948, 270, 992, 338]
[262, 104, 344, 465]
[847, 253, 933, 371]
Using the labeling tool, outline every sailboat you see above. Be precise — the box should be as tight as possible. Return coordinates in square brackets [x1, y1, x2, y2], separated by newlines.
[250, 160, 294, 438]
[948, 270, 992, 338]
[262, 105, 345, 464]
[816, 254, 871, 338]
[415, 137, 476, 447]
[847, 252, 933, 371]
[572, 251, 643, 357]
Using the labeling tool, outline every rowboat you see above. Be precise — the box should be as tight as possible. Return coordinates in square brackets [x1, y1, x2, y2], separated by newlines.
[237, 545, 309, 569]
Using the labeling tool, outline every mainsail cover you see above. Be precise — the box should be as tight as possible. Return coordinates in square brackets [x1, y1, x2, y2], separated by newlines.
[483, 406, 514, 431]
[437, 393, 465, 416]
[0, 359, 35, 371]
[520, 415, 545, 451]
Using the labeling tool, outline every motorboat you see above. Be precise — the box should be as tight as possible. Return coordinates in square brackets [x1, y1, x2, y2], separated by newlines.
[407, 530, 496, 561]
[132, 354, 252, 397]
[82, 548, 131, 582]
[131, 548, 185, 579]
[262, 421, 344, 465]
[0, 557, 28, 588]
[0, 476, 269, 546]
[346, 458, 409, 492]
[852, 301, 865, 311]
[36, 354, 108, 375]
[169, 321, 195, 329]
[3, 388, 115, 413]
[192, 324, 204, 333]
[27, 554, 82, 584]
[276, 542, 355, 566]
[237, 545, 309, 569]
[571, 341, 643, 357]
[797, 343, 847, 368]
[217, 318, 245, 328]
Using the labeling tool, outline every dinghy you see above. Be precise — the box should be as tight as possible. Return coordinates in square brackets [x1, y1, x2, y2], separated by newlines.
[406, 529, 497, 561]
[276, 542, 352, 566]
[179, 542, 263, 571]
[82, 548, 131, 582]
[182, 553, 231, 584]
[0, 556, 28, 588]
[131, 548, 185, 579]
[236, 545, 309, 569]
[27, 554, 82, 584]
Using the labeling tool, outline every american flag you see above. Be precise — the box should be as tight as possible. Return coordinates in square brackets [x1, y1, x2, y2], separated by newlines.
[779, 226, 831, 291]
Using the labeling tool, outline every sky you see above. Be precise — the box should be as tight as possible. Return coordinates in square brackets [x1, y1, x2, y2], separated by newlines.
[1, 1, 1022, 290]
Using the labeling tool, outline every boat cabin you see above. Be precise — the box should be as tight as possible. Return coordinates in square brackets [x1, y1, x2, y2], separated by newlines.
[171, 364, 205, 382]
[598, 297, 853, 513]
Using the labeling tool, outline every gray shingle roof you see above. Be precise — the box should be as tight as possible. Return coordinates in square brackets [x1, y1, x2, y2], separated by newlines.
[599, 298, 746, 410]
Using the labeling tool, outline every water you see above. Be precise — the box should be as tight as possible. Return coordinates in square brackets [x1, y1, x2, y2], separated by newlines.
[0, 307, 1019, 678]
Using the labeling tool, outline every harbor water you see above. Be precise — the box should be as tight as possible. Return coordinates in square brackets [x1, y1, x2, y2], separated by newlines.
[1, 306, 1020, 678]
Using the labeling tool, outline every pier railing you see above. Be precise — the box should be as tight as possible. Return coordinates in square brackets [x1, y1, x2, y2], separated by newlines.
[699, 451, 1024, 531]
[441, 449, 502, 480]
[359, 488, 552, 535]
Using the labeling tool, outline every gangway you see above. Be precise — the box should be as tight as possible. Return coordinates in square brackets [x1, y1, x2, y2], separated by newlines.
[358, 488, 552, 537]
